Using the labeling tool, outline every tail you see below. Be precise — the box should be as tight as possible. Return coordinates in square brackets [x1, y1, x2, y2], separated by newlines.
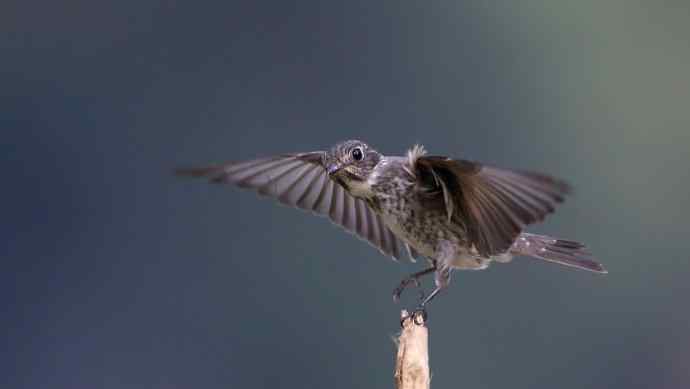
[511, 233, 607, 274]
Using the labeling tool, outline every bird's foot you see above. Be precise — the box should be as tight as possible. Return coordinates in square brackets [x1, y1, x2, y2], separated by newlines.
[392, 267, 436, 303]
[392, 277, 422, 303]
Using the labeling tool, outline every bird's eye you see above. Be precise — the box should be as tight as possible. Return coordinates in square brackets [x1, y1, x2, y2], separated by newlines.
[351, 147, 364, 161]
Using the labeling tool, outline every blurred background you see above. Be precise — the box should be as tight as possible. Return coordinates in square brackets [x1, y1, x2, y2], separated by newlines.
[3, 1, 690, 388]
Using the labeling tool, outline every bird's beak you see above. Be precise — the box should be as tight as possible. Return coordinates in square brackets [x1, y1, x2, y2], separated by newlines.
[327, 163, 342, 177]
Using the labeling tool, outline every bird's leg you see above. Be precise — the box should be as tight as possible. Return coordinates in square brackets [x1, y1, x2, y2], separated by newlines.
[392, 266, 436, 302]
[417, 266, 452, 308]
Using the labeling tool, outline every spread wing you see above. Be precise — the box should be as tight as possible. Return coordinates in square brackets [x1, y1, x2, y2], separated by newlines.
[415, 156, 571, 257]
[176, 152, 408, 261]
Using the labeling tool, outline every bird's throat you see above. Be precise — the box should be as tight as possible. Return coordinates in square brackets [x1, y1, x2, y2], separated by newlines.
[338, 175, 373, 199]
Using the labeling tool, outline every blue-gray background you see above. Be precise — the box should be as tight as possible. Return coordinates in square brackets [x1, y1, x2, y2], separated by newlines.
[3, 1, 690, 388]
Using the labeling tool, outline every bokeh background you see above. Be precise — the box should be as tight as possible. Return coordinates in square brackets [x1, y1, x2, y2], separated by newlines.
[3, 1, 690, 388]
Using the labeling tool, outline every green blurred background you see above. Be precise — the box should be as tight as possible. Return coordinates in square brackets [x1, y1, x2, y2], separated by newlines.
[3, 1, 689, 388]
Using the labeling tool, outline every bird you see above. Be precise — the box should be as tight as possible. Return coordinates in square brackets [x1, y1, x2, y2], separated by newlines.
[176, 140, 606, 308]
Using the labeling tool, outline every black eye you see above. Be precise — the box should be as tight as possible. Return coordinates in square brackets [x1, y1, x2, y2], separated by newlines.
[351, 147, 363, 161]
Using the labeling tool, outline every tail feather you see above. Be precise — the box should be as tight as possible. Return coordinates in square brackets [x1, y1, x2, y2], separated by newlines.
[511, 233, 607, 274]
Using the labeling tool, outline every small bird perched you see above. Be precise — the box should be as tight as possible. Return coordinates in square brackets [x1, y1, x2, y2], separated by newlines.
[176, 140, 606, 308]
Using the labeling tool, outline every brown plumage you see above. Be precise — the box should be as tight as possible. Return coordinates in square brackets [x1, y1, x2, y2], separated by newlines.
[176, 140, 606, 308]
[414, 156, 571, 257]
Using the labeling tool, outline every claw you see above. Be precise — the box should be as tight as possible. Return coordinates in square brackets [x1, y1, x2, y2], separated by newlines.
[392, 267, 436, 303]
[392, 277, 421, 302]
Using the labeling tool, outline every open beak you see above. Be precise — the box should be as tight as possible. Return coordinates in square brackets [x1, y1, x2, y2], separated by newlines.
[327, 163, 342, 177]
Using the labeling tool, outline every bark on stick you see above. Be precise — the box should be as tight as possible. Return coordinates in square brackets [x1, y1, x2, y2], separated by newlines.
[394, 310, 430, 389]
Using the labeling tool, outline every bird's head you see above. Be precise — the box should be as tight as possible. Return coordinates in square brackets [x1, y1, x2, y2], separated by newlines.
[323, 140, 382, 197]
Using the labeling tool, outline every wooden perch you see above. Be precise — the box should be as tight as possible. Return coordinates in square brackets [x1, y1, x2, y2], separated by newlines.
[395, 310, 430, 389]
